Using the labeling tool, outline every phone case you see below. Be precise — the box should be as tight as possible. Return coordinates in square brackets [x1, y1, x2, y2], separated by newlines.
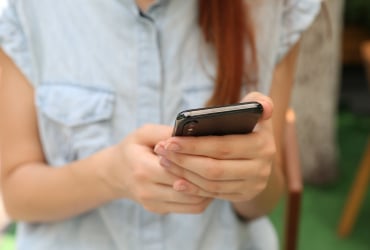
[172, 101, 263, 136]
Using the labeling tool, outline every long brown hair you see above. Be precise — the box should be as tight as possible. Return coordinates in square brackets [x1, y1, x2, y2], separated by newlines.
[198, 0, 257, 106]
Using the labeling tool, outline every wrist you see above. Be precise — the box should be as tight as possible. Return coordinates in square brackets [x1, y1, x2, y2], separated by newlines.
[232, 202, 252, 222]
[95, 145, 127, 200]
[92, 145, 123, 201]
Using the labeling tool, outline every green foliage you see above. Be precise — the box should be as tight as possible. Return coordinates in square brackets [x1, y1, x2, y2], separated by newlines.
[345, 0, 370, 29]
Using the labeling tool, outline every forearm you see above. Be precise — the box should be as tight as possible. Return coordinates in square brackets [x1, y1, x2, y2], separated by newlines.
[232, 41, 302, 220]
[232, 160, 284, 219]
[2, 146, 117, 223]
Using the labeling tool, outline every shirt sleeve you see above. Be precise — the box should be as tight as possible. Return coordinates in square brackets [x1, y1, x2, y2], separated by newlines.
[277, 0, 321, 60]
[0, 0, 36, 85]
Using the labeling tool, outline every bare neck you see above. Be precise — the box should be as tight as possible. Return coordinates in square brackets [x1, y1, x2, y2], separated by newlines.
[135, 0, 156, 12]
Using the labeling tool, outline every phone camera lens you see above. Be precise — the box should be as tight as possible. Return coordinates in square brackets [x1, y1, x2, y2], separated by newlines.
[183, 120, 198, 136]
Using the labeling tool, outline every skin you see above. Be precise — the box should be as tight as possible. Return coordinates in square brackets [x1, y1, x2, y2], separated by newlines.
[135, 0, 155, 12]
[154, 42, 301, 218]
[0, 0, 300, 222]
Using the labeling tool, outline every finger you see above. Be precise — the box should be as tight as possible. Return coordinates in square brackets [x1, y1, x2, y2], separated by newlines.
[135, 124, 173, 146]
[148, 183, 209, 204]
[154, 93, 274, 160]
[157, 131, 271, 160]
[138, 152, 181, 186]
[171, 179, 260, 202]
[158, 153, 260, 181]
[162, 198, 213, 214]
[159, 159, 265, 195]
[203, 192, 256, 202]
[241, 92, 274, 137]
[145, 198, 213, 214]
[241, 91, 273, 121]
[171, 174, 249, 195]
[172, 179, 261, 202]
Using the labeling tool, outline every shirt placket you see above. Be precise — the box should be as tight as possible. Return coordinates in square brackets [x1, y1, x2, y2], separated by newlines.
[136, 7, 165, 250]
[136, 10, 163, 126]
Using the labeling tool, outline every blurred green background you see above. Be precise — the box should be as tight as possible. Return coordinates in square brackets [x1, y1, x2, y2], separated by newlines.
[271, 104, 370, 250]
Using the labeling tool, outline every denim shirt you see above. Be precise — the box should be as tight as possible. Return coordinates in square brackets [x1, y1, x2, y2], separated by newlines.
[0, 0, 320, 249]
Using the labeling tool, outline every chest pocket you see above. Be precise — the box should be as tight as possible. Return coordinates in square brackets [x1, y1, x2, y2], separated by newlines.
[36, 84, 115, 166]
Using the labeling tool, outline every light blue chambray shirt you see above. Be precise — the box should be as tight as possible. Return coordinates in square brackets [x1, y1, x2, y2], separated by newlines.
[0, 0, 320, 249]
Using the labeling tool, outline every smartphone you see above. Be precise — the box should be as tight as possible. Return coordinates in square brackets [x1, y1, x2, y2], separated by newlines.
[172, 101, 263, 136]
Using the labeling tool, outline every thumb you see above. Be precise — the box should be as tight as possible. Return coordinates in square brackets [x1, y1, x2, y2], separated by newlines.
[135, 124, 173, 146]
[241, 91, 273, 121]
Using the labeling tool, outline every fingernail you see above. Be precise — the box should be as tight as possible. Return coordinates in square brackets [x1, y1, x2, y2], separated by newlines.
[173, 182, 187, 192]
[159, 157, 171, 169]
[165, 142, 181, 151]
[154, 144, 166, 155]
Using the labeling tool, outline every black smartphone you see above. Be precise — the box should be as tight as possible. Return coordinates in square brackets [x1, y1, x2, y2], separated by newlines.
[172, 101, 263, 136]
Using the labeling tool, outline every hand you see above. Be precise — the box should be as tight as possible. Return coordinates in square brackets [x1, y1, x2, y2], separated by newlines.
[104, 124, 212, 214]
[154, 92, 276, 202]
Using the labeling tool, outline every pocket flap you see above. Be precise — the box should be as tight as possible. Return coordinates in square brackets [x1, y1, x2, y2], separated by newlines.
[36, 84, 115, 127]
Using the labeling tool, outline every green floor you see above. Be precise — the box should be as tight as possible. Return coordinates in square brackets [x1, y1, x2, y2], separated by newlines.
[270, 110, 370, 250]
[1, 110, 369, 250]
[0, 234, 15, 250]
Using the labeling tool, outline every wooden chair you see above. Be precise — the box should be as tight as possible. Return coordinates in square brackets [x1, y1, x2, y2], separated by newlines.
[337, 139, 370, 237]
[337, 41, 370, 237]
[282, 108, 303, 250]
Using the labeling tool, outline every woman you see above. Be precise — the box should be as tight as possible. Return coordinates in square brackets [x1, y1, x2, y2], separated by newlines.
[0, 0, 320, 249]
